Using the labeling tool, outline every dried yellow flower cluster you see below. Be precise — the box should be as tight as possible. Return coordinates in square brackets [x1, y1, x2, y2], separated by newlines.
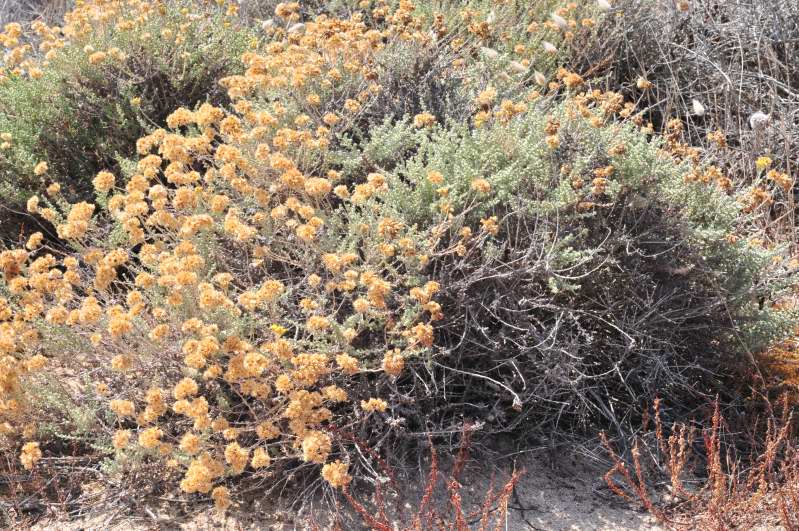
[1, 0, 470, 503]
[19, 441, 41, 470]
[321, 460, 351, 489]
[5, 0, 764, 511]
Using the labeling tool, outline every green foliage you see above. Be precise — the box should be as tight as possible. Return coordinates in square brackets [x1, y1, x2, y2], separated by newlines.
[337, 98, 798, 432]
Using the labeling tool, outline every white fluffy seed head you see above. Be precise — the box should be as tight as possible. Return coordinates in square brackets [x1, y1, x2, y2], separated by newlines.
[691, 99, 705, 116]
[749, 111, 770, 129]
[542, 41, 558, 54]
[480, 47, 499, 60]
[551, 13, 568, 29]
[509, 61, 528, 74]
[597, 0, 612, 11]
[534, 71, 547, 86]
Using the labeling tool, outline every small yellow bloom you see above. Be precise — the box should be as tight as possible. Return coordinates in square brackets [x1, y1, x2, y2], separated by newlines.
[251, 447, 271, 469]
[413, 112, 436, 128]
[427, 170, 444, 185]
[138, 427, 163, 449]
[92, 171, 115, 193]
[361, 398, 388, 413]
[301, 431, 331, 464]
[109, 399, 135, 417]
[212, 486, 231, 512]
[26, 196, 39, 213]
[179, 432, 201, 455]
[88, 51, 107, 65]
[112, 430, 131, 449]
[20, 442, 42, 470]
[471, 178, 491, 194]
[270, 324, 288, 337]
[322, 460, 351, 488]
[33, 161, 48, 176]
[755, 156, 773, 172]
[224, 442, 249, 474]
[25, 232, 43, 250]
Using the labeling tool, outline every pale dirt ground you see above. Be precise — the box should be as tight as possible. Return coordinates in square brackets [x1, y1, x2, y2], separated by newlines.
[421, 450, 662, 531]
[480, 453, 661, 531]
[27, 450, 664, 531]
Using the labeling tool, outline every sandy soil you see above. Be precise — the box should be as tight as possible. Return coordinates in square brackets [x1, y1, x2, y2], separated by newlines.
[26, 448, 662, 531]
[482, 452, 661, 530]
[386, 448, 662, 531]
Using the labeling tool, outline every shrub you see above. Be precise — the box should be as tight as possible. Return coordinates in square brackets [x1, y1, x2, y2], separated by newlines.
[0, 0, 795, 520]
[333, 93, 797, 438]
[0, 0, 252, 208]
[1, 3, 444, 508]
[581, 0, 799, 211]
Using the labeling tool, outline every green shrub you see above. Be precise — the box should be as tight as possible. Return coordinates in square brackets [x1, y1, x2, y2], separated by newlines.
[335, 94, 798, 435]
[0, 0, 252, 206]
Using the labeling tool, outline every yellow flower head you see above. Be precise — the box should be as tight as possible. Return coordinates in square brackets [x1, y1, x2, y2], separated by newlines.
[470, 178, 491, 194]
[756, 156, 773, 172]
[33, 161, 48, 176]
[301, 430, 331, 464]
[138, 427, 163, 449]
[251, 447, 271, 469]
[382, 349, 405, 377]
[92, 171, 115, 193]
[322, 460, 351, 488]
[20, 442, 42, 470]
[224, 441, 249, 474]
[212, 486, 231, 512]
[112, 430, 131, 449]
[361, 397, 388, 413]
[179, 432, 201, 455]
[413, 112, 436, 128]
